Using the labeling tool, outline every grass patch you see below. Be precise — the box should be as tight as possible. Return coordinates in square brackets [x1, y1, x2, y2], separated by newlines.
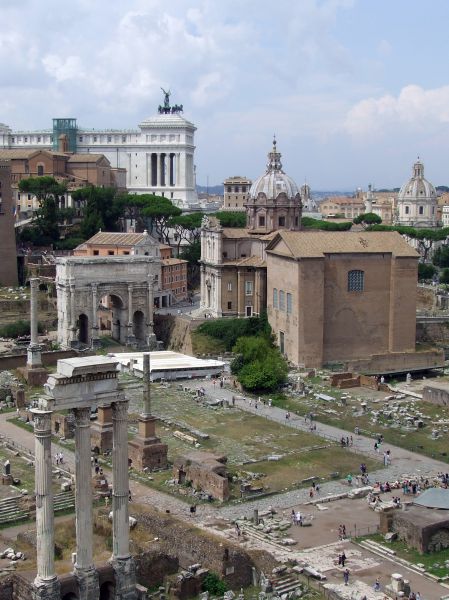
[358, 533, 449, 578]
[191, 331, 227, 355]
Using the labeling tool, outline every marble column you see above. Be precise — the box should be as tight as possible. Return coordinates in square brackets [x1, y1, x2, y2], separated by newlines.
[126, 284, 135, 346]
[91, 284, 100, 348]
[156, 153, 161, 188]
[146, 278, 155, 348]
[32, 409, 60, 600]
[69, 283, 77, 346]
[27, 278, 42, 367]
[74, 407, 99, 600]
[237, 269, 242, 316]
[110, 400, 136, 600]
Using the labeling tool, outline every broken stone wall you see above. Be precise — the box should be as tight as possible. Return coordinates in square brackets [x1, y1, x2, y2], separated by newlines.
[423, 385, 449, 406]
[136, 509, 272, 588]
[134, 549, 179, 589]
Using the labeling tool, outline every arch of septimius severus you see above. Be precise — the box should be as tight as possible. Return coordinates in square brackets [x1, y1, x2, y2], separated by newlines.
[32, 356, 136, 600]
[56, 256, 159, 350]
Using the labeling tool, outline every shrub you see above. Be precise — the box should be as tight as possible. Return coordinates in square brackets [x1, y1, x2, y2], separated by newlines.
[232, 336, 288, 392]
[197, 313, 271, 351]
[418, 263, 436, 281]
[201, 572, 227, 596]
[0, 320, 44, 338]
[213, 211, 246, 228]
[440, 268, 449, 285]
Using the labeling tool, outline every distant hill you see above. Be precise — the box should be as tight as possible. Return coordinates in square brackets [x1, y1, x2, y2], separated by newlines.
[197, 184, 223, 195]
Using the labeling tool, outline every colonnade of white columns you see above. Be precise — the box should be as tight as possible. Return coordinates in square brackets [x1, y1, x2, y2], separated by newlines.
[32, 397, 135, 600]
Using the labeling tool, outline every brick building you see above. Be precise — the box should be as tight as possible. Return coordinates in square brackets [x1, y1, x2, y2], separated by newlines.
[0, 160, 18, 285]
[0, 147, 125, 219]
[74, 231, 188, 303]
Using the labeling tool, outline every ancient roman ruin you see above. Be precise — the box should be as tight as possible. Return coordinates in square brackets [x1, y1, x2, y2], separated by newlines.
[32, 357, 136, 600]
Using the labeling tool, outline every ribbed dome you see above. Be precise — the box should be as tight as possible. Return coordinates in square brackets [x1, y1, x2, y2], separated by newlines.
[249, 139, 299, 200]
[398, 160, 437, 202]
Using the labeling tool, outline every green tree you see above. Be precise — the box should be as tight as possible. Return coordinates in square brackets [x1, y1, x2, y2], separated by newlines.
[71, 186, 122, 239]
[18, 176, 68, 242]
[231, 336, 288, 392]
[115, 194, 181, 241]
[201, 573, 227, 596]
[302, 217, 352, 231]
[433, 245, 449, 267]
[180, 240, 201, 289]
[353, 213, 382, 228]
[169, 212, 204, 255]
[213, 211, 246, 228]
[418, 263, 436, 281]
[440, 268, 449, 284]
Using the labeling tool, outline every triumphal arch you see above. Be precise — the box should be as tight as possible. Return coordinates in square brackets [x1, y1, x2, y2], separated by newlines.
[56, 256, 160, 349]
[32, 356, 136, 600]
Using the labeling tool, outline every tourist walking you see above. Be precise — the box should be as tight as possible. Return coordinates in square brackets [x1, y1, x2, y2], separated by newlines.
[343, 569, 349, 585]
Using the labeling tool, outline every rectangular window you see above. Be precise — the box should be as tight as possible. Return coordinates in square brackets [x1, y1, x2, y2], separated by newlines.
[419, 206, 424, 215]
[107, 136, 112, 142]
[348, 270, 364, 292]
[227, 301, 232, 310]
[122, 136, 126, 142]
[227, 282, 232, 291]
[287, 293, 292, 314]
[279, 290, 285, 310]
[279, 331, 285, 355]
[278, 216, 286, 227]
[108, 250, 114, 255]
[37, 136, 41, 142]
[405, 206, 410, 215]
[79, 136, 83, 142]
[93, 250, 99, 256]
[245, 281, 253, 296]
[273, 288, 278, 308]
[258, 215, 265, 227]
[93, 136, 97, 142]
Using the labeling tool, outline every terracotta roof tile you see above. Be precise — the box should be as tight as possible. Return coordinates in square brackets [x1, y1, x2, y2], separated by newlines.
[267, 231, 419, 259]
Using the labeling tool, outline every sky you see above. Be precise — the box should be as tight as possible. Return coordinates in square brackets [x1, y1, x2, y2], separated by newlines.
[2, 0, 449, 190]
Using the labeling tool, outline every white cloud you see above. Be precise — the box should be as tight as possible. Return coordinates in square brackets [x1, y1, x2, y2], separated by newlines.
[42, 55, 84, 82]
[344, 84, 449, 137]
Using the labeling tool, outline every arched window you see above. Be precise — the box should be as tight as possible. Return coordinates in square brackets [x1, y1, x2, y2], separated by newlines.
[348, 270, 364, 292]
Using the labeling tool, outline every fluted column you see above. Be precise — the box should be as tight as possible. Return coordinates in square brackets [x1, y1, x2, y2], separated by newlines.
[74, 407, 99, 600]
[111, 400, 130, 559]
[33, 409, 57, 583]
[69, 283, 76, 346]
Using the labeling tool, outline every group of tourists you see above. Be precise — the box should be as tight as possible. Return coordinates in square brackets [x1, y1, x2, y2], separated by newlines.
[54, 452, 64, 465]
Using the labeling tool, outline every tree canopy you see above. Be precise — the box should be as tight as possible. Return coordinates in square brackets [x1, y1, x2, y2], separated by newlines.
[18, 176, 68, 242]
[302, 217, 352, 231]
[114, 194, 182, 242]
[169, 212, 204, 254]
[213, 211, 246, 228]
[353, 212, 382, 228]
[71, 186, 122, 239]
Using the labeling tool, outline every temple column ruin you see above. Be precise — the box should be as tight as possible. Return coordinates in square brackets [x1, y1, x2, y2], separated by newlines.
[32, 409, 60, 600]
[73, 406, 99, 600]
[110, 399, 136, 600]
[27, 278, 42, 368]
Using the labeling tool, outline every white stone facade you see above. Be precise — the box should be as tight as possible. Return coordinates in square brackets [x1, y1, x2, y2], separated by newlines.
[56, 256, 160, 349]
[0, 112, 198, 208]
[396, 160, 438, 227]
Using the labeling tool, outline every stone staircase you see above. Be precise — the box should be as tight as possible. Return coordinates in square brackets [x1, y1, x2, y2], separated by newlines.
[271, 572, 303, 597]
[0, 496, 29, 526]
[53, 490, 75, 513]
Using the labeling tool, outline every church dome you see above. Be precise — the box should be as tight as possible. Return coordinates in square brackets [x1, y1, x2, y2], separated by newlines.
[398, 160, 437, 202]
[249, 139, 299, 200]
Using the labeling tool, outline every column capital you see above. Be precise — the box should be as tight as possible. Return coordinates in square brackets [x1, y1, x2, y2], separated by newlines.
[74, 406, 91, 427]
[112, 400, 129, 420]
[31, 409, 52, 434]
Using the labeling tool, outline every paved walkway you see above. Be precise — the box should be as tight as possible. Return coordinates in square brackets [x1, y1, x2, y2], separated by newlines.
[181, 379, 449, 517]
